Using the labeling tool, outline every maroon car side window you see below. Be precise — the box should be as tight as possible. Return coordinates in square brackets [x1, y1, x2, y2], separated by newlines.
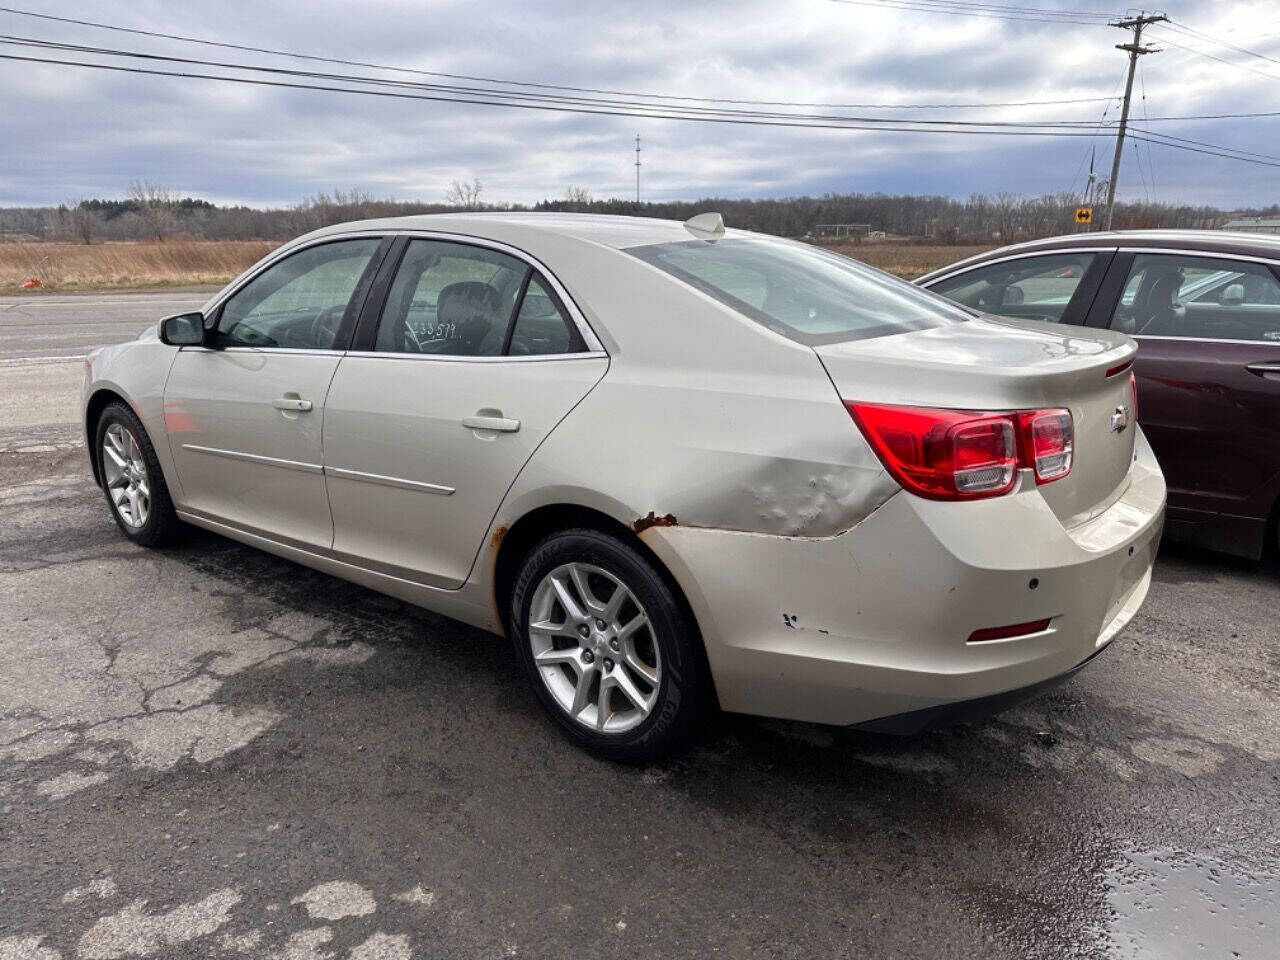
[929, 253, 1098, 325]
[1109, 254, 1280, 342]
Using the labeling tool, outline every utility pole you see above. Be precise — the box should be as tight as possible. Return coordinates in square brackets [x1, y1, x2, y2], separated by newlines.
[1101, 10, 1165, 230]
[635, 134, 641, 204]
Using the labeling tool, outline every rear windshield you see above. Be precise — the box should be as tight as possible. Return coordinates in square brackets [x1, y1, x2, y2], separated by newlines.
[627, 237, 971, 344]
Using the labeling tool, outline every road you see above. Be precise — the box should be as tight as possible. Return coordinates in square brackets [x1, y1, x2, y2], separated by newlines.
[0, 290, 211, 361]
[1, 291, 1277, 959]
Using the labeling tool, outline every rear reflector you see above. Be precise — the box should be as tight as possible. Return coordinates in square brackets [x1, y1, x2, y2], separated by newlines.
[968, 618, 1052, 643]
[845, 402, 1073, 501]
[1105, 359, 1134, 378]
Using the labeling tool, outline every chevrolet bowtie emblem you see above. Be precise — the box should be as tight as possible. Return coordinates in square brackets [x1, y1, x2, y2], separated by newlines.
[1110, 405, 1131, 433]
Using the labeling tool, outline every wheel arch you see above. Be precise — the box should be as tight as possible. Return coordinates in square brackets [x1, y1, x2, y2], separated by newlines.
[491, 504, 709, 664]
[493, 504, 648, 631]
[491, 500, 720, 713]
[84, 387, 130, 487]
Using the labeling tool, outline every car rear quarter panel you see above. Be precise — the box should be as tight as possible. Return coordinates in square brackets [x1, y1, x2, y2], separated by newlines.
[488, 243, 898, 541]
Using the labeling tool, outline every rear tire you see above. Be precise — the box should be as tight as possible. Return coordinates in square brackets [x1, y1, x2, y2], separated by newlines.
[94, 402, 182, 547]
[509, 528, 708, 763]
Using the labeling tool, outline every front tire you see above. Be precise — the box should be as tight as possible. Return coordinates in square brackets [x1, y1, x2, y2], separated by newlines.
[95, 402, 181, 547]
[509, 528, 708, 762]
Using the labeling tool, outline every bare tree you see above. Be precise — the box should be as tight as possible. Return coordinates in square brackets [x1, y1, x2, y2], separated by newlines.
[443, 178, 484, 210]
[564, 186, 593, 209]
[126, 180, 179, 242]
[992, 192, 1020, 243]
[65, 201, 103, 244]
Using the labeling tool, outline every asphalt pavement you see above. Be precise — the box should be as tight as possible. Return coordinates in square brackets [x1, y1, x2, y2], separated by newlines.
[0, 290, 212, 362]
[1, 291, 1277, 959]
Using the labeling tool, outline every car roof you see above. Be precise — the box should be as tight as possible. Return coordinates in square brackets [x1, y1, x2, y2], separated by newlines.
[305, 212, 730, 251]
[917, 229, 1280, 283]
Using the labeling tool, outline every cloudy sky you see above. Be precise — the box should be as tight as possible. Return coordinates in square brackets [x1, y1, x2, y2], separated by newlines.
[0, 0, 1277, 209]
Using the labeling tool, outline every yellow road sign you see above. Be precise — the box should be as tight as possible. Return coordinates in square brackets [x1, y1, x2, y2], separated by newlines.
[1075, 206, 1093, 224]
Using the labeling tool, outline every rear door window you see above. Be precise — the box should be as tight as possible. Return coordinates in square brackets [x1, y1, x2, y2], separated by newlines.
[375, 240, 529, 356]
[507, 275, 586, 356]
[928, 252, 1099, 324]
[373, 239, 590, 356]
[1109, 253, 1280, 341]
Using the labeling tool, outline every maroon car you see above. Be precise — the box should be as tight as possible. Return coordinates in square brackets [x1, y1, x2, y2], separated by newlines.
[918, 230, 1280, 559]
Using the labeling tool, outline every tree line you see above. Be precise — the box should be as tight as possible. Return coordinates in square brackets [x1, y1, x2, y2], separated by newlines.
[0, 179, 1271, 245]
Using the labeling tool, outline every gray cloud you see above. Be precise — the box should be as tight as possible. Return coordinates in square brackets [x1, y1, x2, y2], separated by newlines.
[0, 0, 1276, 207]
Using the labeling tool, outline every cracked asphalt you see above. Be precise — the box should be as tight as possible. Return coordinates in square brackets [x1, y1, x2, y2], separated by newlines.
[1, 291, 1278, 959]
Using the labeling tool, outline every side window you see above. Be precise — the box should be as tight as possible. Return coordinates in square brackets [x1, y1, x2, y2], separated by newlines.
[929, 253, 1097, 324]
[375, 240, 529, 356]
[508, 275, 586, 356]
[1110, 254, 1280, 341]
[216, 239, 381, 349]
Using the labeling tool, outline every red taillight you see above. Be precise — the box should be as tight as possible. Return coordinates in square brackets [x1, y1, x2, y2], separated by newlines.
[846, 404, 1018, 500]
[846, 402, 1074, 500]
[1017, 409, 1073, 484]
[967, 618, 1053, 643]
[1105, 359, 1134, 378]
[1130, 371, 1139, 421]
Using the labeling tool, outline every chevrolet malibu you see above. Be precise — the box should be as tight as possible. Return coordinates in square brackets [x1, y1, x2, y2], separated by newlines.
[83, 213, 1165, 761]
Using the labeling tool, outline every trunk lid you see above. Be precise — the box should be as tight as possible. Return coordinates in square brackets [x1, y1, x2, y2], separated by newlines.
[815, 316, 1138, 526]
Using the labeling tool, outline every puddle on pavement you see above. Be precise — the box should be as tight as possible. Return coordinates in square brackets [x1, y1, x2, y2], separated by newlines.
[1104, 847, 1277, 958]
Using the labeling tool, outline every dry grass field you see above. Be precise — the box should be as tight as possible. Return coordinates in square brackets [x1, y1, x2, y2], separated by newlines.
[822, 241, 995, 279]
[0, 240, 276, 292]
[0, 238, 996, 293]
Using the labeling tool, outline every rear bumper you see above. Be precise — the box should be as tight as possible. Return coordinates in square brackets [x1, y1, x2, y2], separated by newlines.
[851, 642, 1110, 734]
[640, 429, 1165, 728]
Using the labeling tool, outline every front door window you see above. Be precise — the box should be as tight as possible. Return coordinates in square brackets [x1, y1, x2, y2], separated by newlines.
[215, 238, 382, 350]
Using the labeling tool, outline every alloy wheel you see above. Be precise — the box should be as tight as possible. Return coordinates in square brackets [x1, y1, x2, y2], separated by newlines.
[527, 562, 662, 734]
[102, 422, 150, 528]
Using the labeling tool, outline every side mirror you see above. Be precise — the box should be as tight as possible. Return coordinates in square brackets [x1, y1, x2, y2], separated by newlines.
[159, 312, 206, 346]
[1221, 283, 1246, 307]
[1001, 285, 1025, 306]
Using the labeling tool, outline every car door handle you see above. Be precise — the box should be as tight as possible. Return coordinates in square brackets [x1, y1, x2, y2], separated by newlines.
[1245, 362, 1280, 379]
[272, 397, 313, 411]
[461, 415, 520, 433]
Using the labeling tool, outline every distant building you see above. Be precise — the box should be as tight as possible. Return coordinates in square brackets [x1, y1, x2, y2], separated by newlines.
[813, 223, 871, 240]
[1223, 217, 1280, 235]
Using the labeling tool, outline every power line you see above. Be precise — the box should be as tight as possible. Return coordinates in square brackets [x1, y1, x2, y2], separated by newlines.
[0, 34, 1129, 130]
[4, 48, 1279, 170]
[1123, 108, 1280, 121]
[1126, 126, 1280, 165]
[0, 48, 1122, 135]
[837, 0, 1120, 17]
[1163, 19, 1280, 68]
[1129, 133, 1280, 168]
[828, 0, 1113, 22]
[826, 0, 1118, 25]
[1067, 66, 1130, 198]
[1150, 30, 1280, 82]
[1131, 138, 1149, 202]
[1137, 58, 1154, 196]
[0, 3, 1116, 111]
